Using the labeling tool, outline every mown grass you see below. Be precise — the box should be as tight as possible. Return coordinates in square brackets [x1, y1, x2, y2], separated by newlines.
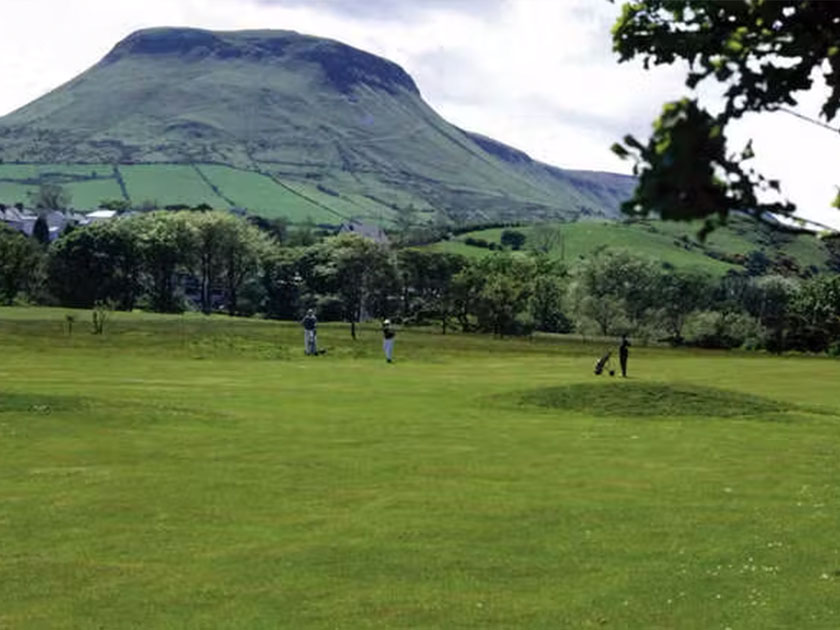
[1, 307, 839, 628]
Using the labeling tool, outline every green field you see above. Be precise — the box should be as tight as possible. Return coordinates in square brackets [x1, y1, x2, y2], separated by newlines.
[63, 178, 125, 210]
[119, 165, 225, 208]
[428, 218, 832, 275]
[193, 166, 330, 222]
[1, 307, 839, 628]
[0, 164, 121, 209]
[0, 180, 34, 205]
[0, 163, 399, 224]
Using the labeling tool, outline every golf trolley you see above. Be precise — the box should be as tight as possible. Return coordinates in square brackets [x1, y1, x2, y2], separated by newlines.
[593, 350, 616, 377]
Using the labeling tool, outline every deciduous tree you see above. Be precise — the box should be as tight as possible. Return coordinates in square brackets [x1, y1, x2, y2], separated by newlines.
[29, 183, 71, 211]
[0, 225, 42, 304]
[136, 212, 196, 312]
[611, 0, 840, 234]
[47, 221, 141, 309]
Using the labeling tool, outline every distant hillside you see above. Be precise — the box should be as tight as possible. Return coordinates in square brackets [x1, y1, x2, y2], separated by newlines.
[0, 27, 634, 224]
[426, 216, 833, 277]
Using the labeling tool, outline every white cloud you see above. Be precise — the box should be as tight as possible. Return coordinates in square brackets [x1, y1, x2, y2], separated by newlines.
[249, 0, 507, 22]
[1, 0, 838, 227]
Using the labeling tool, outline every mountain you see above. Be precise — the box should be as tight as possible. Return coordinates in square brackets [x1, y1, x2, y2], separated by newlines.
[0, 27, 635, 224]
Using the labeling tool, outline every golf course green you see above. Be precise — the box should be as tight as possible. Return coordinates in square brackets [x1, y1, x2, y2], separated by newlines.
[1, 308, 839, 628]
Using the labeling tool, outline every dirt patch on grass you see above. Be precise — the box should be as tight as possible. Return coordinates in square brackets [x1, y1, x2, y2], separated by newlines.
[517, 382, 796, 419]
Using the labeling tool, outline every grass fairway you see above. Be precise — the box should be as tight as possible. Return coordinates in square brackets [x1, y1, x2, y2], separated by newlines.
[1, 308, 839, 628]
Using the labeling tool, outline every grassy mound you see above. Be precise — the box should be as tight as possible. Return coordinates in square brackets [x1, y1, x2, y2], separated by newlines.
[518, 382, 795, 418]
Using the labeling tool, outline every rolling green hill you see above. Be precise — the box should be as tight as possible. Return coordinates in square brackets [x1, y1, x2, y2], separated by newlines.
[0, 27, 634, 224]
[427, 216, 833, 276]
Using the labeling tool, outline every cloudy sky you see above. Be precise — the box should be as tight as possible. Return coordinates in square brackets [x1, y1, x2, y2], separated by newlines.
[3, 0, 838, 227]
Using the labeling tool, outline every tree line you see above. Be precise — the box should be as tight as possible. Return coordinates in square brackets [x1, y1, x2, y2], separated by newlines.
[1, 210, 839, 354]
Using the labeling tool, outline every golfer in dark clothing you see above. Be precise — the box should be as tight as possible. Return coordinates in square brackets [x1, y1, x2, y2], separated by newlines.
[301, 309, 317, 355]
[619, 335, 630, 377]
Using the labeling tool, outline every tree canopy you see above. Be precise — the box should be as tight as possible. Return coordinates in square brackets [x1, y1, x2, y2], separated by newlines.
[611, 0, 840, 236]
[29, 182, 72, 211]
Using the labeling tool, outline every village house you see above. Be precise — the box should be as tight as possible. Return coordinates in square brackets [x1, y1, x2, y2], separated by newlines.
[337, 221, 389, 244]
[0, 206, 92, 241]
[0, 206, 36, 235]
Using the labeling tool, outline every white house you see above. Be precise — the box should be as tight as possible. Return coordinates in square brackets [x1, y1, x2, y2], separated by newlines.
[338, 221, 389, 244]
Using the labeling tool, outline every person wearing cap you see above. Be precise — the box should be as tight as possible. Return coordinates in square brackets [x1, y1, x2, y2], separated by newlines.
[301, 308, 317, 355]
[382, 319, 396, 363]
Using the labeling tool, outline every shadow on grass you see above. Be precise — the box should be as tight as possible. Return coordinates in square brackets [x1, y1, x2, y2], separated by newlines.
[0, 392, 228, 428]
[0, 392, 86, 414]
[513, 382, 803, 419]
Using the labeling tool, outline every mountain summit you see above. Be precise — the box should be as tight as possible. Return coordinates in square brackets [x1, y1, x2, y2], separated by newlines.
[0, 27, 633, 223]
[102, 28, 420, 96]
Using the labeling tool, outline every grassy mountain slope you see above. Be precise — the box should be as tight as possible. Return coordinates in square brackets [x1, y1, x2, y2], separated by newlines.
[0, 27, 634, 223]
[427, 216, 832, 276]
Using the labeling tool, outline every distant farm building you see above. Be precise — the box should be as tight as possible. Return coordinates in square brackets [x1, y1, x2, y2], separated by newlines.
[338, 221, 389, 244]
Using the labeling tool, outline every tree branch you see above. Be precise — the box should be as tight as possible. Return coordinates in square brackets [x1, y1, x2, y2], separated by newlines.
[773, 107, 840, 134]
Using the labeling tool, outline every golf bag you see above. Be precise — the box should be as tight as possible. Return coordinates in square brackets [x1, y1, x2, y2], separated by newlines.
[594, 351, 613, 376]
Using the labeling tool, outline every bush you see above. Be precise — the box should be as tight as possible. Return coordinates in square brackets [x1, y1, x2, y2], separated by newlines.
[313, 294, 344, 321]
[684, 311, 762, 349]
[500, 229, 526, 251]
[464, 237, 491, 249]
[506, 313, 535, 337]
[538, 310, 573, 334]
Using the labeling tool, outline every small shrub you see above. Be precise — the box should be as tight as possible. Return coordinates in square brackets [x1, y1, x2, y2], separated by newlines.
[464, 237, 491, 249]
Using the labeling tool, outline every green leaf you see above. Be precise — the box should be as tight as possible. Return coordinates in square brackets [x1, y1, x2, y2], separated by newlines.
[725, 38, 744, 54]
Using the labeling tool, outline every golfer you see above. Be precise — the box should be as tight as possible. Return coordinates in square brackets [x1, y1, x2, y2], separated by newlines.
[382, 319, 396, 363]
[619, 334, 630, 377]
[301, 309, 317, 355]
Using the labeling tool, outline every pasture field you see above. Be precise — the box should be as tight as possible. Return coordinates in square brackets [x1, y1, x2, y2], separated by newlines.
[62, 178, 125, 210]
[0, 164, 121, 210]
[118, 165, 224, 208]
[1, 307, 839, 628]
[194, 166, 333, 222]
[427, 218, 832, 276]
[427, 222, 739, 274]
[0, 163, 399, 224]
